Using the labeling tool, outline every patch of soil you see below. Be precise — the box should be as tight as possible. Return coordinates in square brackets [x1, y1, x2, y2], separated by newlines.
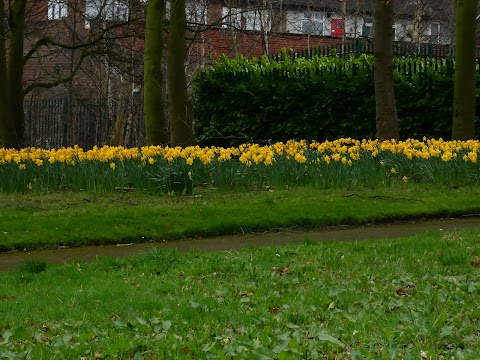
[1, 216, 480, 271]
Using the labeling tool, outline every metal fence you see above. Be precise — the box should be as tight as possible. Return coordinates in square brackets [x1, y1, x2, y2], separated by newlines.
[268, 38, 477, 62]
[24, 97, 145, 149]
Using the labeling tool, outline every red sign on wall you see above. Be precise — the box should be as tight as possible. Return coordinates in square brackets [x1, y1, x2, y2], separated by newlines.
[331, 18, 344, 37]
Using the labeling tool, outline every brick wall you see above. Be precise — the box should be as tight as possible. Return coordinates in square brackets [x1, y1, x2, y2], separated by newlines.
[23, 20, 103, 99]
[21, 0, 349, 100]
[200, 28, 345, 59]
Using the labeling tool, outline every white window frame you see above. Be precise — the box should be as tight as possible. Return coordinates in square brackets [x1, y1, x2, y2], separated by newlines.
[48, 0, 68, 20]
[165, 1, 206, 25]
[222, 7, 242, 29]
[244, 10, 260, 31]
[301, 11, 324, 36]
[114, 2, 129, 21]
[285, 11, 301, 33]
[244, 9, 270, 32]
[186, 0, 207, 25]
[429, 22, 440, 43]
[85, 0, 129, 21]
[429, 22, 440, 36]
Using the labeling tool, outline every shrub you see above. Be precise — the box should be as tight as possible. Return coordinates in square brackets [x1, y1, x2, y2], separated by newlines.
[193, 54, 478, 147]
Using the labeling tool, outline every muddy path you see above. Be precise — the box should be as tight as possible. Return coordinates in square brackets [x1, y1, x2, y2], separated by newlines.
[1, 216, 480, 271]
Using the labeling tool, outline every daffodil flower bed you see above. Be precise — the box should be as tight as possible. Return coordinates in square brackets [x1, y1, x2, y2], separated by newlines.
[0, 138, 479, 193]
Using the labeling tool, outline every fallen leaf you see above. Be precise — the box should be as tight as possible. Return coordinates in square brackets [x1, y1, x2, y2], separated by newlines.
[470, 257, 480, 268]
[396, 284, 416, 296]
[271, 267, 291, 275]
[42, 326, 51, 333]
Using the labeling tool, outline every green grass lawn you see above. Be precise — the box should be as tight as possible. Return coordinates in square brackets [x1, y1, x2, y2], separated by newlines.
[1, 184, 480, 358]
[1, 184, 480, 252]
[1, 230, 479, 358]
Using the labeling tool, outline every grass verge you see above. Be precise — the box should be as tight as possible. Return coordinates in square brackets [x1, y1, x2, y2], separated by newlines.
[0, 230, 479, 358]
[1, 184, 480, 252]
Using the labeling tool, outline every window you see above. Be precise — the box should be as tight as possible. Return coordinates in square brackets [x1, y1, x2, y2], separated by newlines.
[166, 1, 206, 25]
[114, 2, 129, 21]
[301, 12, 323, 35]
[245, 10, 260, 31]
[393, 23, 408, 41]
[85, 0, 129, 22]
[244, 9, 270, 32]
[186, 0, 207, 25]
[405, 24, 413, 41]
[362, 21, 373, 37]
[430, 22, 440, 43]
[48, 0, 68, 20]
[222, 7, 242, 29]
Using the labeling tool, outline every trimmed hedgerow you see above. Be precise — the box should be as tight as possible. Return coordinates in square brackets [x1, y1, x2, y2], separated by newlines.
[193, 53, 478, 147]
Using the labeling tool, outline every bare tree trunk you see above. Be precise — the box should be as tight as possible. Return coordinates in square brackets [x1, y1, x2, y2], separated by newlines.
[0, 1, 12, 148]
[340, 0, 346, 51]
[168, 0, 194, 147]
[144, 0, 168, 145]
[412, 0, 424, 47]
[374, 0, 399, 140]
[0, 0, 27, 149]
[225, 1, 239, 58]
[114, 76, 128, 146]
[260, 0, 269, 55]
[452, 0, 477, 140]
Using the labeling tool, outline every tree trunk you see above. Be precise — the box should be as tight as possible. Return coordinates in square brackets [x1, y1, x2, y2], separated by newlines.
[412, 0, 424, 47]
[260, 0, 269, 55]
[0, 1, 11, 148]
[374, 0, 399, 141]
[340, 0, 346, 48]
[0, 1, 26, 149]
[144, 0, 168, 146]
[168, 0, 194, 147]
[452, 0, 477, 140]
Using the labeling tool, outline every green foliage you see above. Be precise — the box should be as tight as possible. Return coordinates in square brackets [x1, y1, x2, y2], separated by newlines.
[1, 186, 480, 253]
[193, 54, 478, 146]
[2, 231, 480, 357]
[20, 259, 48, 274]
[149, 159, 194, 196]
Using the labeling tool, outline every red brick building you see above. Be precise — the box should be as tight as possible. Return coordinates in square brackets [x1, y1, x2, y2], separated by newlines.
[12, 0, 459, 147]
[22, 0, 456, 97]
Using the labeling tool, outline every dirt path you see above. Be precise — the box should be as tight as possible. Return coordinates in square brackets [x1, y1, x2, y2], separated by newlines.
[1, 216, 480, 271]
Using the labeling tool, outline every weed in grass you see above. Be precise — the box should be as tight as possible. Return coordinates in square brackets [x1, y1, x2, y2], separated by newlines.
[20, 259, 47, 274]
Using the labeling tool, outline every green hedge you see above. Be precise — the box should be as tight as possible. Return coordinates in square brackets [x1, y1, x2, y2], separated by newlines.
[192, 53, 479, 146]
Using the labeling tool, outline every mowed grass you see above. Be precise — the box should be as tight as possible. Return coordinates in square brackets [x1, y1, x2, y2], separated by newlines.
[0, 230, 479, 359]
[1, 184, 480, 252]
